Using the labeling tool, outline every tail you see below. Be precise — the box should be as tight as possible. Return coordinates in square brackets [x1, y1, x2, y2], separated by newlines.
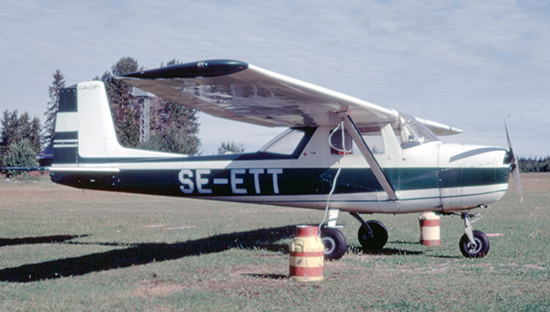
[52, 81, 177, 167]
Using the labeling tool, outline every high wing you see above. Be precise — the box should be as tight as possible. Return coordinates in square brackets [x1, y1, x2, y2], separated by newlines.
[118, 60, 461, 135]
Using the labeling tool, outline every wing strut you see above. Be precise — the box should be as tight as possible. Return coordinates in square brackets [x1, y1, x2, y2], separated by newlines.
[341, 113, 398, 201]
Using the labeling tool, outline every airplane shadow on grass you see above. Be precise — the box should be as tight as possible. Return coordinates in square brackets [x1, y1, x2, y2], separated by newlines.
[0, 227, 426, 283]
[0, 235, 87, 247]
[0, 226, 295, 283]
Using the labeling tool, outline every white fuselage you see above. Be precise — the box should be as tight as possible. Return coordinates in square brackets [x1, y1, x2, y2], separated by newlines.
[52, 124, 509, 214]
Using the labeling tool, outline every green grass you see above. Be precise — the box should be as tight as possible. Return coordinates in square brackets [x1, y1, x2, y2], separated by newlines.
[0, 174, 549, 311]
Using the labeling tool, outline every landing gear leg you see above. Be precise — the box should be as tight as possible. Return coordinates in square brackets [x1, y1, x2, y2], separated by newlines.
[459, 212, 490, 258]
[350, 212, 388, 252]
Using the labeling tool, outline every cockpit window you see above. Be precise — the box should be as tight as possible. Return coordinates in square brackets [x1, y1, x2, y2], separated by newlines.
[260, 128, 306, 155]
[395, 113, 439, 149]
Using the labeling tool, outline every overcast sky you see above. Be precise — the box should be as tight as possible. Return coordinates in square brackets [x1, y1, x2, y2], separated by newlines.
[1, 0, 549, 156]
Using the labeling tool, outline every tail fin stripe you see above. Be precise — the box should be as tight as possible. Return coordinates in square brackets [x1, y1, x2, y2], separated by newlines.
[58, 87, 77, 112]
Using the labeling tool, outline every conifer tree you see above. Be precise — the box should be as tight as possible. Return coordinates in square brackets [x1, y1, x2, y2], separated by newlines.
[1, 110, 19, 153]
[45, 69, 66, 145]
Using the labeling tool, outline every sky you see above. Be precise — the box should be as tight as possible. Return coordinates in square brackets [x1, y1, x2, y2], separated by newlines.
[1, 0, 549, 156]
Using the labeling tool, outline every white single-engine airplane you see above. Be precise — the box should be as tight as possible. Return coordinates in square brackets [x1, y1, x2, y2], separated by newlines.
[29, 60, 522, 259]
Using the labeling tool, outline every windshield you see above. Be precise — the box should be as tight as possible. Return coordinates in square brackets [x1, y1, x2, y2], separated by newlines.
[395, 113, 439, 149]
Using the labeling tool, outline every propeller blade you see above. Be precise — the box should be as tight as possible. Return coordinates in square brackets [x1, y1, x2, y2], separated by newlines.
[505, 121, 523, 202]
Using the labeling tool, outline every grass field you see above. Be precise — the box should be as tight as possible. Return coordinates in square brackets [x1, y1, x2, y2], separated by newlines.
[0, 174, 549, 311]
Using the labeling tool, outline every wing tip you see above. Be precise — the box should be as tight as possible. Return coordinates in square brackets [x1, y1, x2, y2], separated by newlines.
[417, 117, 463, 136]
[120, 59, 249, 80]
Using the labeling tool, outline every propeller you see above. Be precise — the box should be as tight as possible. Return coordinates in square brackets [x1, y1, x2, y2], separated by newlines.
[505, 121, 523, 202]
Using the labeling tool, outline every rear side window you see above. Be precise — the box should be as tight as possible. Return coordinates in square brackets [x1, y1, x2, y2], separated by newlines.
[260, 129, 306, 155]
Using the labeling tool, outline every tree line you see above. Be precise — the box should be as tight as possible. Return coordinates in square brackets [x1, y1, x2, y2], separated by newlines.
[518, 156, 550, 173]
[1, 57, 246, 173]
[0, 110, 42, 170]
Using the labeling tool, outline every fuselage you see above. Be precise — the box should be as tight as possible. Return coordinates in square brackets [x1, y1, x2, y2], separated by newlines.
[51, 125, 510, 214]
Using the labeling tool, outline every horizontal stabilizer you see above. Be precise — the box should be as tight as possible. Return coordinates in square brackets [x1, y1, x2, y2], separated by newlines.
[0, 166, 49, 172]
[49, 167, 121, 173]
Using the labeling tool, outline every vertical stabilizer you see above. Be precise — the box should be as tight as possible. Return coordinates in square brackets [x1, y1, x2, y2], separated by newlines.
[52, 81, 178, 166]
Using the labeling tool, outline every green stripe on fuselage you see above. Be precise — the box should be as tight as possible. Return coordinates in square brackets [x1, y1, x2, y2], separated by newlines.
[51, 167, 510, 197]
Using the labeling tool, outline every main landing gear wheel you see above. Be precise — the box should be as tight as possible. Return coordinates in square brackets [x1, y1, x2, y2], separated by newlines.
[320, 227, 347, 260]
[358, 220, 388, 252]
[459, 230, 490, 258]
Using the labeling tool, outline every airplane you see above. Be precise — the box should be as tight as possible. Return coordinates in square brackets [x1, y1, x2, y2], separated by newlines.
[13, 59, 522, 260]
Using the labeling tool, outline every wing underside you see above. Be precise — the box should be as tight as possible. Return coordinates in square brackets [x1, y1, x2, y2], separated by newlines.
[119, 60, 461, 135]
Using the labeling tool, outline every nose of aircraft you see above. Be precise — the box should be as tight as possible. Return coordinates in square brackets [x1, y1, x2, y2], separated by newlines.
[442, 144, 509, 169]
[438, 143, 510, 211]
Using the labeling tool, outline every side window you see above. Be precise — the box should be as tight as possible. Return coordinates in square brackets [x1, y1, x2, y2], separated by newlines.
[351, 128, 385, 154]
[361, 130, 385, 154]
[330, 128, 353, 155]
[260, 128, 306, 155]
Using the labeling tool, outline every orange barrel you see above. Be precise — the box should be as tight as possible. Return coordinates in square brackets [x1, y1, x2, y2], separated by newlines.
[419, 212, 440, 246]
[289, 225, 324, 282]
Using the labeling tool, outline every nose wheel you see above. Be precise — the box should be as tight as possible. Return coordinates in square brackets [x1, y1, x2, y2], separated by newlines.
[459, 213, 490, 258]
[459, 230, 490, 258]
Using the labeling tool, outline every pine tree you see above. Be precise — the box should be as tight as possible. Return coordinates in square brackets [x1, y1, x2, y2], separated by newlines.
[29, 117, 42, 154]
[1, 110, 19, 152]
[18, 112, 31, 140]
[45, 69, 66, 145]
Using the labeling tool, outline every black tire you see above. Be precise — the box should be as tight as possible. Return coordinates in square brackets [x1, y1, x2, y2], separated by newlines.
[459, 230, 490, 258]
[358, 220, 388, 251]
[320, 227, 347, 260]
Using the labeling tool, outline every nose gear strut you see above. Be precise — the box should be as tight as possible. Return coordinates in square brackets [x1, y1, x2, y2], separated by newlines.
[459, 212, 490, 258]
